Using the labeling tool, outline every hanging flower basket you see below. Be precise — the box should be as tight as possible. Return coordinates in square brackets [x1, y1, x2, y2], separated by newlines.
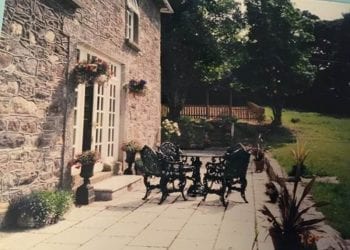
[73, 59, 110, 87]
[126, 79, 147, 95]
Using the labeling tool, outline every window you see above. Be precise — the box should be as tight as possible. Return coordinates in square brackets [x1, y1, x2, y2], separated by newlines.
[0, 0, 5, 32]
[126, 0, 139, 44]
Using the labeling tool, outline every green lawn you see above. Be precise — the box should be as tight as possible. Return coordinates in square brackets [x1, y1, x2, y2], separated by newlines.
[264, 109, 350, 238]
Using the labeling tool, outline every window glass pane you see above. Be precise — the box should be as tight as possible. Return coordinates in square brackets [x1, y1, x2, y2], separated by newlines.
[76, 49, 80, 63]
[73, 129, 76, 144]
[74, 110, 77, 125]
[0, 1, 5, 32]
[133, 14, 139, 43]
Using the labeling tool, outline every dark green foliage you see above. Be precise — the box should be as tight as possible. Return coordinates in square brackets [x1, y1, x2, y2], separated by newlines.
[170, 116, 237, 148]
[3, 191, 73, 229]
[175, 117, 208, 149]
[260, 178, 327, 248]
[162, 0, 245, 120]
[291, 118, 300, 123]
[288, 13, 350, 115]
[240, 0, 316, 125]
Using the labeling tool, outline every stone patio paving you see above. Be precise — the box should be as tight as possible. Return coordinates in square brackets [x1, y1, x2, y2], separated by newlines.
[0, 156, 279, 250]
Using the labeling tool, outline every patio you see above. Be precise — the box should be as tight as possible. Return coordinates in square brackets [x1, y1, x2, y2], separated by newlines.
[0, 156, 274, 250]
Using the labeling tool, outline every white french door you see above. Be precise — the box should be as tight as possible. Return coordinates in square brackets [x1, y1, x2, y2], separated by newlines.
[72, 46, 121, 166]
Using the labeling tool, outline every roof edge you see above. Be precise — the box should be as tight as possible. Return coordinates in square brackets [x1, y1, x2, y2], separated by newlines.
[160, 0, 174, 14]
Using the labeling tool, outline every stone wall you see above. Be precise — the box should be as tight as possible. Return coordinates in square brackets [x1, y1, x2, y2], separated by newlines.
[0, 0, 162, 200]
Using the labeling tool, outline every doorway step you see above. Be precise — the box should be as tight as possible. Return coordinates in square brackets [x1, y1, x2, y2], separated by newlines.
[93, 175, 142, 201]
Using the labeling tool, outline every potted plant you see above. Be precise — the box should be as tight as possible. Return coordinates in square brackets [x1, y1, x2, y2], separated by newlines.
[252, 146, 265, 172]
[72, 150, 100, 179]
[260, 177, 326, 250]
[288, 140, 311, 180]
[121, 140, 142, 174]
[71, 150, 100, 205]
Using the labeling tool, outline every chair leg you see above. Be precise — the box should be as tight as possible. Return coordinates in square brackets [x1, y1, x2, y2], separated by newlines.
[240, 177, 248, 203]
[142, 176, 151, 200]
[178, 175, 187, 201]
[221, 180, 228, 207]
[159, 177, 168, 205]
[202, 176, 209, 201]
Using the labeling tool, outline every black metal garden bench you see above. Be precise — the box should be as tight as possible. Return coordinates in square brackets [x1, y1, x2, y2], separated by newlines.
[139, 145, 187, 204]
[202, 144, 251, 207]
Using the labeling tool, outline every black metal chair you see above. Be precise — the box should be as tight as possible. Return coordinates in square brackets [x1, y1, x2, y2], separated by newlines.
[139, 145, 187, 204]
[159, 142, 194, 184]
[159, 141, 182, 161]
[202, 144, 251, 207]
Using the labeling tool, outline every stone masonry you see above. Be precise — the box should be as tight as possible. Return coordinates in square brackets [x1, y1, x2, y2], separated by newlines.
[0, 0, 164, 201]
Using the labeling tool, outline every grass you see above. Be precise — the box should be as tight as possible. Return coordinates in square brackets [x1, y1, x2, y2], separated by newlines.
[263, 108, 350, 238]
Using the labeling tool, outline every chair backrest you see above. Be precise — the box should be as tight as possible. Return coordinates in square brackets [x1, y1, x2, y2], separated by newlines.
[159, 142, 182, 161]
[224, 147, 250, 179]
[140, 145, 162, 176]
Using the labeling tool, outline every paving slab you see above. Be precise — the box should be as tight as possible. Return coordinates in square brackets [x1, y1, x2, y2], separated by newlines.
[77, 235, 132, 250]
[128, 229, 178, 248]
[169, 238, 215, 250]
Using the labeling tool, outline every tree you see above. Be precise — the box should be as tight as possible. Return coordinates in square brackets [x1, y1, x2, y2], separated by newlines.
[239, 0, 316, 126]
[162, 0, 244, 120]
[310, 13, 350, 115]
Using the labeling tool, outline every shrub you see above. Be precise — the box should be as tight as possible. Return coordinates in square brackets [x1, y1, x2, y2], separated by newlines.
[175, 117, 206, 148]
[161, 119, 181, 142]
[291, 118, 301, 123]
[3, 190, 73, 229]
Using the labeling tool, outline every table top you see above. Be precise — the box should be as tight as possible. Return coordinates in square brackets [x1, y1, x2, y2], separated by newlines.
[181, 150, 225, 158]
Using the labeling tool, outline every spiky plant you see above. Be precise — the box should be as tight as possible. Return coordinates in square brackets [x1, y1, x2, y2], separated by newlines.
[291, 140, 311, 167]
[260, 177, 327, 249]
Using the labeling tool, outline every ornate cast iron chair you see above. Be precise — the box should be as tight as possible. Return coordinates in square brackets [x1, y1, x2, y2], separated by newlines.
[202, 144, 251, 207]
[140, 145, 187, 204]
[159, 141, 182, 161]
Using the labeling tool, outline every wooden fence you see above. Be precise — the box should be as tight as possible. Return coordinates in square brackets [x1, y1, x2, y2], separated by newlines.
[162, 103, 265, 121]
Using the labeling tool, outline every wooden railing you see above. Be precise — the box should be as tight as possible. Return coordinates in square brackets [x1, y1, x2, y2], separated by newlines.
[161, 103, 265, 121]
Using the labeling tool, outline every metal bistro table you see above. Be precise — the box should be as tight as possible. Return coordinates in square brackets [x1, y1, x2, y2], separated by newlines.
[181, 150, 225, 197]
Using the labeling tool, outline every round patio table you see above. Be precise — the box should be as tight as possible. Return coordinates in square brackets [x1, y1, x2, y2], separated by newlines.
[181, 151, 225, 197]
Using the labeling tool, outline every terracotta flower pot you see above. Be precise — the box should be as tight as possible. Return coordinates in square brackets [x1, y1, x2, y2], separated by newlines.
[269, 229, 300, 250]
[254, 159, 265, 172]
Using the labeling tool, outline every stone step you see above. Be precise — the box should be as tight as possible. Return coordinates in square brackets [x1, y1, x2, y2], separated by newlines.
[72, 171, 114, 190]
[93, 175, 143, 201]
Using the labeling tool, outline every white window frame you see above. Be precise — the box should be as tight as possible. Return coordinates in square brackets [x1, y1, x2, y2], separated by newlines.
[126, 0, 139, 44]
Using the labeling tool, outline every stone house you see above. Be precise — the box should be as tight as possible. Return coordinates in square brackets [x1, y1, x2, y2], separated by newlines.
[0, 0, 173, 201]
